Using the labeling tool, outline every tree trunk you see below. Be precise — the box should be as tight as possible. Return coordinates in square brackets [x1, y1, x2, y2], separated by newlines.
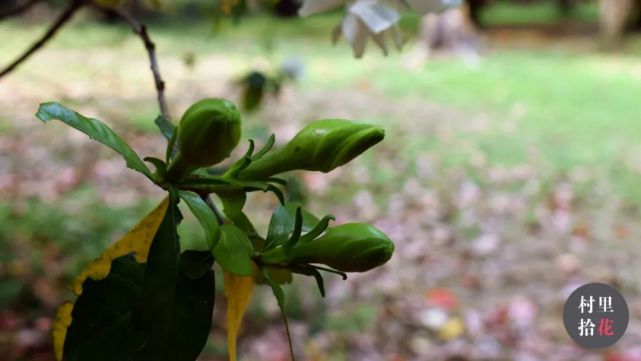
[466, 0, 486, 28]
[420, 3, 479, 52]
[599, 0, 633, 47]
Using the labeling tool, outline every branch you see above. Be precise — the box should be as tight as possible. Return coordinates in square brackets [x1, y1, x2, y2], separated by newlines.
[0, 0, 83, 79]
[204, 195, 226, 226]
[113, 8, 169, 119]
[0, 0, 41, 21]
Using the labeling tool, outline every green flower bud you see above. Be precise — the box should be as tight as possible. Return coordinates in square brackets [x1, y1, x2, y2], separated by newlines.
[166, 98, 241, 181]
[289, 223, 394, 273]
[238, 119, 384, 180]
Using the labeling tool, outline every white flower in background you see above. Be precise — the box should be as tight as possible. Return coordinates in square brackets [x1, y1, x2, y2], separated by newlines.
[299, 0, 461, 58]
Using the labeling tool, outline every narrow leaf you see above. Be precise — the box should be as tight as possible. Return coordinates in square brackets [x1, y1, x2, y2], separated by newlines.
[154, 115, 175, 141]
[223, 272, 255, 361]
[261, 269, 295, 361]
[36, 102, 152, 179]
[179, 191, 220, 249]
[135, 196, 182, 360]
[153, 115, 178, 163]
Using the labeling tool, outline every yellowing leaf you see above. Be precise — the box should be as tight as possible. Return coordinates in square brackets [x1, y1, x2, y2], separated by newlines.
[72, 198, 169, 295]
[53, 302, 73, 361]
[224, 272, 255, 361]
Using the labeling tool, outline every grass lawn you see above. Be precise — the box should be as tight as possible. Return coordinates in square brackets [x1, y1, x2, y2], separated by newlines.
[3, 5, 641, 204]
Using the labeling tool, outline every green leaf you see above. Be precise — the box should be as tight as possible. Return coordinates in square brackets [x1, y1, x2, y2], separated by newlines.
[154, 115, 175, 141]
[261, 269, 295, 361]
[133, 196, 217, 361]
[153, 115, 178, 163]
[135, 195, 182, 359]
[213, 224, 254, 276]
[135, 250, 215, 361]
[180, 250, 215, 279]
[63, 256, 146, 361]
[179, 191, 220, 250]
[36, 102, 152, 179]
[217, 190, 247, 220]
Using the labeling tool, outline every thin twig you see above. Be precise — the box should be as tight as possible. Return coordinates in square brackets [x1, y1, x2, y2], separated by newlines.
[0, 0, 41, 21]
[113, 8, 169, 119]
[204, 195, 226, 226]
[0, 0, 83, 79]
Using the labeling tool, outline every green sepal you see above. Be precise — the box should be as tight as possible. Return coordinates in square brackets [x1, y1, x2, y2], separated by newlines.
[265, 203, 320, 250]
[290, 265, 325, 297]
[251, 134, 275, 161]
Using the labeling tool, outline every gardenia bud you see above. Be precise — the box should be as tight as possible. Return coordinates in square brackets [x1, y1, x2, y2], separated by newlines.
[289, 223, 394, 272]
[238, 119, 384, 180]
[166, 98, 241, 181]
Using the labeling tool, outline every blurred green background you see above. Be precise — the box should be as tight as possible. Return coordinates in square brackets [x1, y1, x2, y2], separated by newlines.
[3, 0, 641, 360]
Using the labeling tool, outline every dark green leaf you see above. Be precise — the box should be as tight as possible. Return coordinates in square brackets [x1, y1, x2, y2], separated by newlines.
[213, 224, 254, 276]
[63, 256, 146, 361]
[134, 196, 215, 361]
[179, 191, 220, 250]
[180, 250, 214, 280]
[136, 250, 215, 361]
[36, 102, 152, 179]
[135, 195, 181, 359]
